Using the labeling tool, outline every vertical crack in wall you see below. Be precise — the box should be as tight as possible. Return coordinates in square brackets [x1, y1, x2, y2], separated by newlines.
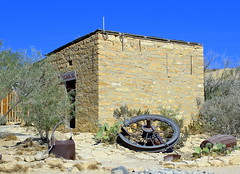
[190, 55, 193, 75]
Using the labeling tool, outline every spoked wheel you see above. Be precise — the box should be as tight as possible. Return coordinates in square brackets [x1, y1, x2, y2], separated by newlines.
[118, 114, 180, 152]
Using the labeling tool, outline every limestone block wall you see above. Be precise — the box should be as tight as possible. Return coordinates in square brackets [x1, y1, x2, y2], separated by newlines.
[49, 30, 204, 132]
[97, 32, 204, 125]
[49, 34, 99, 132]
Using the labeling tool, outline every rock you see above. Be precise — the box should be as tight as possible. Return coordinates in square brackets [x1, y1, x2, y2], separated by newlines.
[184, 160, 199, 168]
[229, 154, 240, 165]
[34, 152, 49, 161]
[71, 166, 80, 172]
[208, 159, 224, 167]
[111, 166, 129, 174]
[135, 153, 153, 160]
[91, 149, 109, 158]
[24, 156, 35, 162]
[1, 155, 16, 162]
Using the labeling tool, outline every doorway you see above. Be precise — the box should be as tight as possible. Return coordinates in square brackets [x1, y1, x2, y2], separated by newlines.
[66, 80, 76, 128]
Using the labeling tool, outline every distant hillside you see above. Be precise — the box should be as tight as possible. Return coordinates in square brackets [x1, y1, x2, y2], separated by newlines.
[205, 68, 240, 80]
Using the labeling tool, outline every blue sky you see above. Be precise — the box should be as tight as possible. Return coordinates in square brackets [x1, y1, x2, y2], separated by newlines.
[1, 0, 240, 68]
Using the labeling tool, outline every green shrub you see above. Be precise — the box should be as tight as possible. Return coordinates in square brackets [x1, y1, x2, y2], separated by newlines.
[158, 106, 183, 128]
[0, 115, 7, 125]
[158, 105, 187, 149]
[113, 105, 150, 121]
[192, 143, 239, 158]
[187, 114, 205, 134]
[95, 121, 123, 144]
[201, 67, 240, 136]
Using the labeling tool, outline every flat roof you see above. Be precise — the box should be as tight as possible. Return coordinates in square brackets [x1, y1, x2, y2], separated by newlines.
[47, 29, 202, 55]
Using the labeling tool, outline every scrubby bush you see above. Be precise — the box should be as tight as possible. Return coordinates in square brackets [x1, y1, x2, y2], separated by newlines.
[158, 105, 188, 149]
[201, 67, 240, 136]
[113, 105, 150, 121]
[95, 105, 150, 144]
[95, 121, 123, 144]
[158, 105, 183, 128]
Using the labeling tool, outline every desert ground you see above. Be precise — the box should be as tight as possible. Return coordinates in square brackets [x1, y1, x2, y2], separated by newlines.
[0, 124, 240, 174]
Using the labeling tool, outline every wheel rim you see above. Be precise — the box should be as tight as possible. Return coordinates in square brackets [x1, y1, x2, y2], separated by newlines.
[118, 114, 180, 152]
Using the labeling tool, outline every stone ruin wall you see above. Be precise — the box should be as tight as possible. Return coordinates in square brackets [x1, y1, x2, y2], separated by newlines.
[50, 31, 204, 132]
[50, 34, 99, 132]
[97, 32, 204, 126]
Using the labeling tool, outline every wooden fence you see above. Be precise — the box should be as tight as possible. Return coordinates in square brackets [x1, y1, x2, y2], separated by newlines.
[0, 91, 22, 123]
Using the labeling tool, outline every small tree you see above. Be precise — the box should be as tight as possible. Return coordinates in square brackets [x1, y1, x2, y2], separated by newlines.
[0, 42, 26, 101]
[0, 43, 71, 143]
[17, 57, 71, 143]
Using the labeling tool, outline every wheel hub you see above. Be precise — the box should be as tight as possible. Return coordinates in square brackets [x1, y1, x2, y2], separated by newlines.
[141, 125, 155, 133]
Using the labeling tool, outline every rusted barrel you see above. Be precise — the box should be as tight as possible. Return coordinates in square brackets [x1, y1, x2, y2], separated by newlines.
[200, 134, 237, 148]
[49, 139, 75, 160]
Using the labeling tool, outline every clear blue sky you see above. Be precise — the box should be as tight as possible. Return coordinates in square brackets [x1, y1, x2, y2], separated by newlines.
[1, 0, 240, 68]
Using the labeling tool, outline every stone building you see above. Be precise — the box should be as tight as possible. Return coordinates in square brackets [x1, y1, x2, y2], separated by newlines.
[47, 29, 204, 132]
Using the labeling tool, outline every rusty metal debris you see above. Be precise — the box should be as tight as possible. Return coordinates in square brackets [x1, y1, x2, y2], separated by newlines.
[49, 138, 75, 160]
[200, 134, 237, 149]
[48, 121, 76, 160]
[118, 114, 180, 152]
[163, 154, 181, 161]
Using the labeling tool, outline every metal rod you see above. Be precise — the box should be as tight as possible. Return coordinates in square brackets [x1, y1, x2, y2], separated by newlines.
[103, 16, 105, 31]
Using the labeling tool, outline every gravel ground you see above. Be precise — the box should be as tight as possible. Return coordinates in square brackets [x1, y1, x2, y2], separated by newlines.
[130, 168, 214, 174]
[111, 166, 215, 174]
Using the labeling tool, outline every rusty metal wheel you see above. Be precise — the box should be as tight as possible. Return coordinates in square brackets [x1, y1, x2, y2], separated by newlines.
[118, 114, 180, 152]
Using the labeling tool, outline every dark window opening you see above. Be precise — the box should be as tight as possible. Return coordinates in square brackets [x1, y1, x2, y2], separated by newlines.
[68, 60, 73, 66]
[66, 80, 76, 128]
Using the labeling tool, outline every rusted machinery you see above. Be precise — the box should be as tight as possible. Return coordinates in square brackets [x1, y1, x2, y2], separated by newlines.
[48, 121, 75, 160]
[118, 114, 180, 152]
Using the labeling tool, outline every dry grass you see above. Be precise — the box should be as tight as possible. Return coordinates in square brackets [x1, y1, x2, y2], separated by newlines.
[0, 164, 28, 173]
[4, 134, 17, 141]
[87, 163, 99, 170]
[16, 151, 23, 155]
[48, 163, 65, 171]
[0, 160, 7, 164]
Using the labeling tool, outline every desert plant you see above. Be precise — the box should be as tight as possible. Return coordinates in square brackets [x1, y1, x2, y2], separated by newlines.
[19, 57, 71, 143]
[0, 44, 71, 143]
[95, 121, 123, 144]
[192, 143, 239, 158]
[158, 106, 183, 128]
[158, 105, 187, 149]
[201, 54, 240, 136]
[187, 114, 205, 134]
[200, 75, 240, 136]
[113, 105, 150, 121]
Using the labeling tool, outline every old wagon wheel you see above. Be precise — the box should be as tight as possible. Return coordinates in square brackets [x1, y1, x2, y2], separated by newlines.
[118, 114, 180, 152]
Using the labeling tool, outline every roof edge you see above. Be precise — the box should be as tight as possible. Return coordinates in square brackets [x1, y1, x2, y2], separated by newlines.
[47, 29, 202, 55]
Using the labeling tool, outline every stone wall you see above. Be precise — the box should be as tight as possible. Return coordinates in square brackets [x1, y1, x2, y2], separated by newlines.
[50, 34, 99, 132]
[49, 30, 204, 132]
[97, 32, 204, 125]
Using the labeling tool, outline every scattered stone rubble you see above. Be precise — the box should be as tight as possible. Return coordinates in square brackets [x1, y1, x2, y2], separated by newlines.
[0, 125, 239, 174]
